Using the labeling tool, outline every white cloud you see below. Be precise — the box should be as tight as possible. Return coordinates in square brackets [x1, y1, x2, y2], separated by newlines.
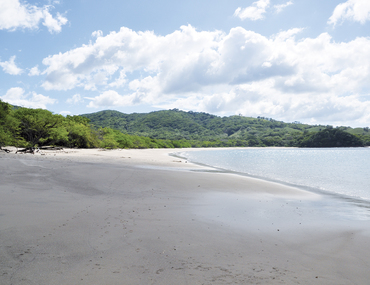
[109, 70, 127, 88]
[0, 0, 68, 33]
[274, 1, 293, 14]
[1, 87, 56, 109]
[272, 28, 303, 41]
[92, 30, 103, 38]
[59, 111, 71, 116]
[42, 9, 68, 33]
[160, 83, 370, 127]
[86, 89, 152, 108]
[42, 25, 222, 91]
[66, 94, 84, 104]
[234, 0, 270, 21]
[0, 55, 23, 75]
[328, 0, 370, 26]
[41, 25, 370, 126]
[87, 90, 127, 108]
[28, 65, 40, 76]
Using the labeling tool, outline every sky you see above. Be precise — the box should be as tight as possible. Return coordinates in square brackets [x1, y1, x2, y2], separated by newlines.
[1, 0, 370, 127]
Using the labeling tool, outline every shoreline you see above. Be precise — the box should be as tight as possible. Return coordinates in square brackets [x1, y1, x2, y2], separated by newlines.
[2, 146, 323, 198]
[2, 147, 369, 220]
[1, 148, 370, 284]
[175, 147, 370, 206]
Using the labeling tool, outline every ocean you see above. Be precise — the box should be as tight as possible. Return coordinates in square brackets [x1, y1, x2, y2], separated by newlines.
[178, 147, 370, 202]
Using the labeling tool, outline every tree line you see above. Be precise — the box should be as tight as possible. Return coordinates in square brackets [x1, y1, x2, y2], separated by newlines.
[1, 100, 368, 150]
[0, 100, 190, 150]
[82, 109, 369, 148]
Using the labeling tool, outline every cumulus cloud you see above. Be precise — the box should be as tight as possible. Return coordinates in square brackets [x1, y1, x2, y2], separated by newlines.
[1, 87, 56, 109]
[86, 90, 126, 108]
[274, 1, 293, 14]
[40, 25, 370, 126]
[66, 94, 84, 104]
[92, 30, 103, 38]
[234, 0, 270, 21]
[86, 90, 149, 108]
[0, 56, 23, 75]
[42, 25, 222, 91]
[28, 65, 40, 76]
[160, 83, 370, 127]
[272, 28, 303, 41]
[42, 25, 290, 92]
[0, 0, 68, 33]
[328, 0, 370, 26]
[59, 111, 71, 116]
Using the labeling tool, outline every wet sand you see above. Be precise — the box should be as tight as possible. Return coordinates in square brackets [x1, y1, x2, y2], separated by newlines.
[1, 148, 370, 284]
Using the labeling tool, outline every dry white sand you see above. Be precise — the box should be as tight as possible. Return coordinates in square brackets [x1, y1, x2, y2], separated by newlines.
[1, 147, 370, 284]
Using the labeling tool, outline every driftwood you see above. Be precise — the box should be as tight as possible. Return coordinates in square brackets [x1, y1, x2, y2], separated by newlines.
[39, 146, 64, 151]
[15, 146, 64, 154]
[16, 147, 36, 154]
[2, 146, 64, 155]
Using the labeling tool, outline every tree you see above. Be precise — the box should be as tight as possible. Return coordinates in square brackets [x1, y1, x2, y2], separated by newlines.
[299, 128, 364, 147]
[0, 100, 20, 147]
[64, 116, 99, 148]
[97, 128, 119, 149]
[13, 108, 67, 149]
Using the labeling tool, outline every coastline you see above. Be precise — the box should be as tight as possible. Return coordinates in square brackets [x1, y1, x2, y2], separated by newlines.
[1, 148, 370, 284]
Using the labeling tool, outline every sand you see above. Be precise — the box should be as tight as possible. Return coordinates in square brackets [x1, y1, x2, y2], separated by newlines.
[1, 147, 370, 284]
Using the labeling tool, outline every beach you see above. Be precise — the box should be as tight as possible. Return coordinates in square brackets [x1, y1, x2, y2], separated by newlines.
[1, 148, 369, 284]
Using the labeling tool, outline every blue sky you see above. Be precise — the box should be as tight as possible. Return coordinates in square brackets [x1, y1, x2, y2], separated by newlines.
[1, 0, 370, 127]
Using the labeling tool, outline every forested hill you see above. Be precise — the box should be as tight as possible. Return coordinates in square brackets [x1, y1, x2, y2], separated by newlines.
[1, 97, 368, 149]
[81, 109, 370, 147]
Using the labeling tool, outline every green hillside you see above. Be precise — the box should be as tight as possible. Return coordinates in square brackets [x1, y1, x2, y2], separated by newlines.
[81, 109, 370, 147]
[0, 100, 180, 150]
[1, 97, 368, 150]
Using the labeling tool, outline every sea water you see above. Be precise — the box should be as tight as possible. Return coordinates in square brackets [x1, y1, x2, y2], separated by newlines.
[178, 148, 370, 202]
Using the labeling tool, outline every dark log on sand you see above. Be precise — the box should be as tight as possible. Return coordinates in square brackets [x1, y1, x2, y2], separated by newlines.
[15, 147, 35, 154]
[39, 146, 64, 151]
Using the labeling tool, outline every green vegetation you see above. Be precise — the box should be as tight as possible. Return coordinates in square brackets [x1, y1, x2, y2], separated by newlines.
[298, 128, 364, 147]
[0, 100, 20, 147]
[0, 100, 182, 150]
[1, 99, 369, 150]
[82, 109, 370, 148]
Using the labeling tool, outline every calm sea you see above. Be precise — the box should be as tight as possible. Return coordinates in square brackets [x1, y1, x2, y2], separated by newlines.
[178, 148, 370, 201]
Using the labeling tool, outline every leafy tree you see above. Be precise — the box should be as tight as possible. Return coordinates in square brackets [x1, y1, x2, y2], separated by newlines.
[97, 128, 120, 149]
[13, 108, 67, 148]
[0, 100, 20, 147]
[298, 128, 364, 147]
[64, 116, 99, 148]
